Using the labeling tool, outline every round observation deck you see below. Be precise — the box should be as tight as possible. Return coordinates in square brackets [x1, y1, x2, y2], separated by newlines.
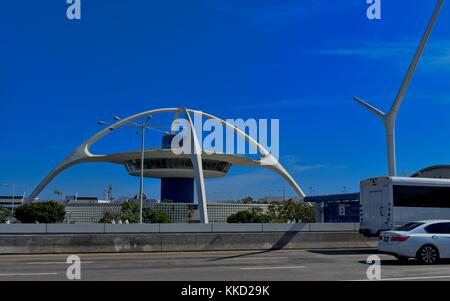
[124, 158, 231, 178]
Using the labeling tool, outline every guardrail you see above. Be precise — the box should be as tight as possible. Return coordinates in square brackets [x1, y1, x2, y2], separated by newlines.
[0, 223, 359, 234]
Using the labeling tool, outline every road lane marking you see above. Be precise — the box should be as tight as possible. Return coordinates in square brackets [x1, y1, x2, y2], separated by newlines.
[231, 257, 289, 260]
[352, 275, 450, 281]
[240, 266, 305, 270]
[0, 272, 58, 277]
[27, 261, 94, 265]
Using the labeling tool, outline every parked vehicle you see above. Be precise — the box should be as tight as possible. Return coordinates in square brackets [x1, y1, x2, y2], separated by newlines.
[359, 176, 450, 236]
[378, 220, 450, 264]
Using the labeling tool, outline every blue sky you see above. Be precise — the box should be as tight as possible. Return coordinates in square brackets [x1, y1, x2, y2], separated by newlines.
[1, 0, 449, 200]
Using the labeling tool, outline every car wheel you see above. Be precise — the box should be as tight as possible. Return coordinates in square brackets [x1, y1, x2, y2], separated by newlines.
[417, 245, 440, 264]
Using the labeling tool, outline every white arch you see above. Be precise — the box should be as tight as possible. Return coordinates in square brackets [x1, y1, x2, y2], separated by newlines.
[197, 110, 305, 198]
[180, 108, 208, 223]
[26, 107, 180, 203]
[26, 107, 306, 223]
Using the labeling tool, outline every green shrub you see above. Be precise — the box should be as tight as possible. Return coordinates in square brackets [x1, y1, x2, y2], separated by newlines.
[99, 202, 171, 224]
[14, 201, 66, 223]
[227, 199, 315, 223]
[143, 208, 171, 223]
[99, 212, 121, 223]
[226, 207, 272, 223]
[0, 208, 11, 223]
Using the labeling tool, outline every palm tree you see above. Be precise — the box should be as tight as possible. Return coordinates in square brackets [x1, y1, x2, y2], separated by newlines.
[53, 189, 63, 200]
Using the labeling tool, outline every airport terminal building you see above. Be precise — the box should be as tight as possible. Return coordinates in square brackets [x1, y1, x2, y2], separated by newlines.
[64, 202, 270, 224]
[26, 107, 305, 224]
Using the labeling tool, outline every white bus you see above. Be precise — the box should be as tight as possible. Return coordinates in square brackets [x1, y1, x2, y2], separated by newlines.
[359, 176, 450, 236]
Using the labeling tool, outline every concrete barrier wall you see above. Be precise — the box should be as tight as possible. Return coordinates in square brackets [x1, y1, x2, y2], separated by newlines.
[46, 224, 105, 234]
[0, 232, 376, 254]
[212, 223, 263, 232]
[104, 224, 160, 233]
[159, 224, 213, 233]
[0, 223, 359, 234]
[262, 223, 309, 232]
[309, 223, 360, 232]
[0, 224, 47, 234]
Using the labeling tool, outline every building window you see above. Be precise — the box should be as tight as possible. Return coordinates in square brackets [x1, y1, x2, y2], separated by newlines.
[339, 204, 346, 216]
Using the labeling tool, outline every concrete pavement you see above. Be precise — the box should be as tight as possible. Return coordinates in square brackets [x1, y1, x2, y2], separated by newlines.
[0, 249, 450, 281]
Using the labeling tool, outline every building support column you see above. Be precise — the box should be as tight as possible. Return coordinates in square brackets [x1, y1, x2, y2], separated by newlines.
[180, 107, 209, 224]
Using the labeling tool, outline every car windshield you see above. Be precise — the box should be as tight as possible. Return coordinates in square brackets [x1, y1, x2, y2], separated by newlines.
[394, 222, 424, 232]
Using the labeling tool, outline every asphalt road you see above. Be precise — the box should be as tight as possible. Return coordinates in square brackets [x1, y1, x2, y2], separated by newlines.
[0, 249, 450, 281]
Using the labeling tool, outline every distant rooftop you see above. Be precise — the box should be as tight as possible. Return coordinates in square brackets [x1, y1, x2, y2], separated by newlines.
[304, 192, 359, 203]
[411, 165, 450, 179]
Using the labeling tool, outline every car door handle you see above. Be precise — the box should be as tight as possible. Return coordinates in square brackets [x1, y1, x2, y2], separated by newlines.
[432, 235, 438, 239]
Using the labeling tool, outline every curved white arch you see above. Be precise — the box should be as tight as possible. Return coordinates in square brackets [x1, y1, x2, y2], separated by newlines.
[26, 107, 306, 221]
[26, 107, 180, 203]
[197, 110, 305, 198]
[180, 107, 208, 223]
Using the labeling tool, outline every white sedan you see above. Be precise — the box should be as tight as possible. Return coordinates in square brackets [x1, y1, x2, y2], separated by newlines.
[378, 220, 450, 264]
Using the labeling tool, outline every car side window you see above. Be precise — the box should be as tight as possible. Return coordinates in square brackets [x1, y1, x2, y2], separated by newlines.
[425, 223, 450, 234]
[442, 223, 450, 234]
[425, 224, 437, 233]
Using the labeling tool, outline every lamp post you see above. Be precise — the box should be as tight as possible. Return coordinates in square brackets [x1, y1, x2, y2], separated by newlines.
[0, 183, 25, 223]
[98, 116, 168, 224]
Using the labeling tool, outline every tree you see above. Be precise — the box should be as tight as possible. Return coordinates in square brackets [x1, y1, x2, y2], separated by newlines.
[14, 201, 66, 223]
[226, 208, 272, 223]
[99, 202, 139, 223]
[241, 196, 253, 204]
[119, 202, 139, 223]
[297, 202, 315, 223]
[226, 200, 315, 223]
[226, 210, 255, 223]
[187, 209, 194, 221]
[99, 212, 121, 223]
[53, 189, 64, 200]
[99, 202, 171, 224]
[0, 208, 11, 223]
[268, 199, 315, 223]
[143, 208, 171, 223]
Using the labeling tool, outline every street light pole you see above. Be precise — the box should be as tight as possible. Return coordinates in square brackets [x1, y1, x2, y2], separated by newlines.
[139, 123, 145, 224]
[99, 115, 167, 224]
[138, 116, 153, 224]
[11, 184, 15, 221]
[1, 183, 25, 223]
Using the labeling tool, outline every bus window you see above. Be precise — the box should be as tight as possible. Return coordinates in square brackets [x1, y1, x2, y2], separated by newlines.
[393, 185, 450, 208]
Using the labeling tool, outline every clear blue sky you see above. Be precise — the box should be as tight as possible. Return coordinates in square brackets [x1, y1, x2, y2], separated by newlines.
[1, 0, 449, 200]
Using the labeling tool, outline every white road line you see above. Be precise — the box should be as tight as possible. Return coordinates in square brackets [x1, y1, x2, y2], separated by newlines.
[231, 257, 289, 260]
[352, 275, 450, 281]
[0, 272, 58, 277]
[240, 266, 305, 270]
[26, 261, 94, 265]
